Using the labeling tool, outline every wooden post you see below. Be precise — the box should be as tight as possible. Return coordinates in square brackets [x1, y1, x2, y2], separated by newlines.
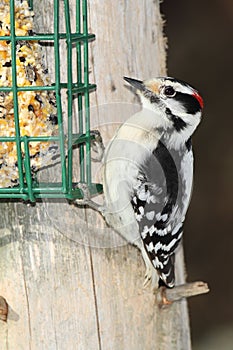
[0, 1, 207, 349]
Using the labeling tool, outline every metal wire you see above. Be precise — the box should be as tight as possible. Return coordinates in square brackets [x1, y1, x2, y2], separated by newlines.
[0, 0, 101, 201]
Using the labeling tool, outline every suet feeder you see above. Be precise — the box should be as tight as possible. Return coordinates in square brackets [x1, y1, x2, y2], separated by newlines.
[0, 0, 102, 202]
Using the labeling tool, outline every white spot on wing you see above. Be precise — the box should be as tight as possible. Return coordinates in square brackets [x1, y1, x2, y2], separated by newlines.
[161, 213, 168, 221]
[155, 227, 168, 236]
[139, 206, 144, 215]
[172, 222, 183, 236]
[135, 213, 143, 222]
[146, 242, 154, 253]
[149, 226, 156, 236]
[164, 238, 178, 252]
[141, 225, 149, 239]
[154, 242, 162, 252]
[152, 256, 163, 269]
[138, 190, 148, 201]
[145, 211, 155, 220]
[151, 237, 179, 254]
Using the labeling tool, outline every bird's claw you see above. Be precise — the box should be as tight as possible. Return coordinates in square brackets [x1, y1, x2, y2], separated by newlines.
[90, 130, 105, 162]
[77, 182, 92, 204]
[143, 263, 159, 289]
[143, 266, 153, 288]
[75, 182, 105, 214]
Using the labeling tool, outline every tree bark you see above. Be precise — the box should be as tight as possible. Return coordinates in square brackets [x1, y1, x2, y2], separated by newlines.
[0, 1, 195, 349]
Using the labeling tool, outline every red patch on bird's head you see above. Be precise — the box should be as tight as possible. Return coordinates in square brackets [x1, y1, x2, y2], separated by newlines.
[193, 92, 204, 109]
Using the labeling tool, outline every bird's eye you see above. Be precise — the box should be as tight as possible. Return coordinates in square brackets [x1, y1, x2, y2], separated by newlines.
[163, 86, 176, 97]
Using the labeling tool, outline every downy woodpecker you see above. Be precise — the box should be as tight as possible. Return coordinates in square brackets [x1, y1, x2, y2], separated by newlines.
[102, 76, 203, 288]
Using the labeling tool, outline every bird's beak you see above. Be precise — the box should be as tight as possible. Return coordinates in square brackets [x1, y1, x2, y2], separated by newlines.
[124, 77, 145, 92]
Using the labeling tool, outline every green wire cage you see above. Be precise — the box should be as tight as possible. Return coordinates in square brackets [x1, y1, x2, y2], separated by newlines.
[0, 0, 102, 202]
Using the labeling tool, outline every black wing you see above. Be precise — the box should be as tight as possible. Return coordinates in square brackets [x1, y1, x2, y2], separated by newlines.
[131, 141, 184, 287]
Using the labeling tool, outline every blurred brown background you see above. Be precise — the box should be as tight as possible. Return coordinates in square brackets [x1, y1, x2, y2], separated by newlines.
[161, 0, 233, 348]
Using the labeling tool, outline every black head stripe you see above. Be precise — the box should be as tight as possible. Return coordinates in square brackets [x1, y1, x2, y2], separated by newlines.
[165, 108, 187, 132]
[185, 137, 192, 151]
[143, 89, 160, 104]
[165, 77, 192, 88]
[174, 92, 201, 114]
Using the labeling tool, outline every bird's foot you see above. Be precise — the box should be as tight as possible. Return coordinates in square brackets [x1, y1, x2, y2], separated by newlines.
[75, 182, 105, 215]
[141, 247, 159, 289]
[90, 130, 105, 162]
[143, 264, 158, 289]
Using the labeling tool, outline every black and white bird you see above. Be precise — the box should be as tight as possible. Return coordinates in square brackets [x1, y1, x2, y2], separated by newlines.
[101, 76, 204, 288]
